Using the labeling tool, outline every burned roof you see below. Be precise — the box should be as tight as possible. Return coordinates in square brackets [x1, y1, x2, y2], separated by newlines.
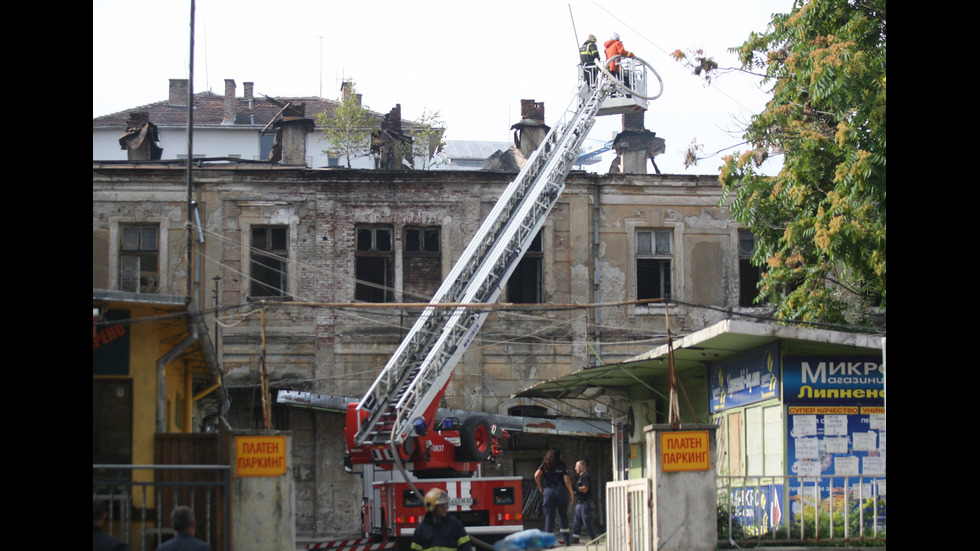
[93, 91, 345, 129]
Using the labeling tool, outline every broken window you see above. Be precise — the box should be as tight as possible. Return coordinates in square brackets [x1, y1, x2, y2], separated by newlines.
[250, 225, 289, 298]
[507, 231, 543, 303]
[636, 229, 672, 300]
[119, 224, 159, 293]
[403, 226, 442, 301]
[355, 225, 394, 302]
[738, 230, 764, 307]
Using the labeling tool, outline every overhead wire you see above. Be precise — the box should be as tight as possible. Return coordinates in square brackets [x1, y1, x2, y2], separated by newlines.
[588, 0, 759, 113]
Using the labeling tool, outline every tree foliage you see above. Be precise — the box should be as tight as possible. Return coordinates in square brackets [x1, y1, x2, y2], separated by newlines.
[317, 80, 373, 168]
[718, 0, 886, 328]
[411, 108, 446, 170]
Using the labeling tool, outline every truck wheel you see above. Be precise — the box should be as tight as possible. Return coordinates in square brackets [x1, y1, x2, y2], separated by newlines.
[457, 415, 491, 461]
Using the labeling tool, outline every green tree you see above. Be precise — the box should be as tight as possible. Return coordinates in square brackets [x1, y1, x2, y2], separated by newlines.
[318, 80, 373, 168]
[685, 0, 886, 327]
[410, 108, 446, 170]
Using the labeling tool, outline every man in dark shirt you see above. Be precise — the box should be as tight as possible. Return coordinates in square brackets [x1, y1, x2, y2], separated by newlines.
[156, 506, 212, 551]
[571, 460, 598, 543]
[94, 499, 130, 551]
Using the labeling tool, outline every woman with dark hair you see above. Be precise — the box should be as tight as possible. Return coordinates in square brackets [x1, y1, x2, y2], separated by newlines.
[534, 448, 574, 546]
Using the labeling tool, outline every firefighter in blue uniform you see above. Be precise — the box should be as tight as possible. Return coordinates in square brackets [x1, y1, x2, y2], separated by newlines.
[579, 34, 600, 88]
[411, 488, 472, 551]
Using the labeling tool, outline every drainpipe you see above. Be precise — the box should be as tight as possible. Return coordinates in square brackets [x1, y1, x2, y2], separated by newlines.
[592, 181, 602, 366]
[157, 325, 199, 432]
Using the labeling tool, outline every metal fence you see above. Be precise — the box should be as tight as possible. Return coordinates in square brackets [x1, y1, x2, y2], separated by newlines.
[718, 474, 886, 546]
[605, 478, 652, 551]
[93, 464, 231, 551]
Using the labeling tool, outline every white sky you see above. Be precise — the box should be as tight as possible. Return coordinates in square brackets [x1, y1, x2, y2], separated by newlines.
[93, 0, 792, 175]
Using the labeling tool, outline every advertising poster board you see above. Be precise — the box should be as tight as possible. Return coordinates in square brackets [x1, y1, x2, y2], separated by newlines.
[709, 342, 780, 413]
[783, 355, 885, 528]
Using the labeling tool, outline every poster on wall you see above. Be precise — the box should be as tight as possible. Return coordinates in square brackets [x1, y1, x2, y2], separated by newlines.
[709, 342, 779, 412]
[93, 310, 130, 375]
[783, 355, 885, 529]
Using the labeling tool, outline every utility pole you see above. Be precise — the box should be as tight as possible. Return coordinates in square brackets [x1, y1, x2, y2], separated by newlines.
[186, 0, 195, 300]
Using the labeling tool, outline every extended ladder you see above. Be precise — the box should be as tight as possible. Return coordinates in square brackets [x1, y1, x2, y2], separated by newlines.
[353, 74, 622, 451]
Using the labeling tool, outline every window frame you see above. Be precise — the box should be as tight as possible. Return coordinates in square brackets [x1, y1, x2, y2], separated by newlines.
[634, 228, 674, 302]
[355, 224, 396, 303]
[249, 224, 290, 299]
[118, 223, 160, 293]
[506, 230, 544, 304]
[111, 217, 169, 294]
[737, 229, 766, 308]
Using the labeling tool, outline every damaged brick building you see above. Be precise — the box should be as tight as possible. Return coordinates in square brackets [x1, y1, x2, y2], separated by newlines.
[93, 92, 766, 540]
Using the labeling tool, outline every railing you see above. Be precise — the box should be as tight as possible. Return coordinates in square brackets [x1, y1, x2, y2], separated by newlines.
[93, 464, 231, 551]
[718, 474, 886, 547]
[605, 478, 651, 551]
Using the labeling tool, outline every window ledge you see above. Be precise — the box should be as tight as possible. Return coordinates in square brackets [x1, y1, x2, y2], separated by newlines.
[247, 295, 293, 302]
[635, 302, 670, 315]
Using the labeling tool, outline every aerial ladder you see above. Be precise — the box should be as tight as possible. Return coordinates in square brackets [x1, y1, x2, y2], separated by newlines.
[339, 54, 662, 545]
[343, 60, 663, 540]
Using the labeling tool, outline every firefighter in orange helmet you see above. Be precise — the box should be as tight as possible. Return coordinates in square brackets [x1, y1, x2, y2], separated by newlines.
[411, 488, 472, 551]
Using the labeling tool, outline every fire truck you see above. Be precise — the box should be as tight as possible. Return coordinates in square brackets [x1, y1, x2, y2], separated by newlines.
[341, 55, 661, 548]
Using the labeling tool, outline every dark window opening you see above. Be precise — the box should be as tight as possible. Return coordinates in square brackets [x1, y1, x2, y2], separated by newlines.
[356, 225, 394, 302]
[251, 226, 288, 297]
[636, 230, 672, 300]
[404, 226, 442, 301]
[738, 230, 765, 307]
[507, 232, 543, 303]
[637, 259, 671, 300]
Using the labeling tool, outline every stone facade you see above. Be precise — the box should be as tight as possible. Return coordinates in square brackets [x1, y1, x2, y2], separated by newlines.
[93, 163, 757, 538]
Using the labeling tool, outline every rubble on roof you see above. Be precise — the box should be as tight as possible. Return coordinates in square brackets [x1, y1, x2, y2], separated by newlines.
[372, 104, 414, 170]
[482, 145, 527, 172]
[118, 112, 163, 160]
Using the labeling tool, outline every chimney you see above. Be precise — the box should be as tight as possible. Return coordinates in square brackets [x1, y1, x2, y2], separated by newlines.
[277, 103, 315, 166]
[169, 79, 188, 106]
[520, 100, 545, 124]
[512, 99, 549, 158]
[119, 112, 163, 161]
[623, 111, 645, 132]
[243, 82, 254, 102]
[223, 79, 237, 124]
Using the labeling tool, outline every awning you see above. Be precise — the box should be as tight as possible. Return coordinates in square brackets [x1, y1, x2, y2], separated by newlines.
[514, 319, 884, 402]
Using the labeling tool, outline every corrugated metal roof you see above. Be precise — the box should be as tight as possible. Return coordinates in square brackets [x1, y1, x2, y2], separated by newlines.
[442, 140, 514, 160]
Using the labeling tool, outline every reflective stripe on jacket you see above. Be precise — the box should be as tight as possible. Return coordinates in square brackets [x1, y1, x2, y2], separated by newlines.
[579, 40, 599, 65]
[411, 513, 472, 551]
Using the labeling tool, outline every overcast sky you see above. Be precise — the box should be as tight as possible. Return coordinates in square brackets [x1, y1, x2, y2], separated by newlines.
[93, 0, 792, 175]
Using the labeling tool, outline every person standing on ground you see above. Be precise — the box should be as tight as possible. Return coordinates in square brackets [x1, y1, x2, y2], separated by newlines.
[604, 32, 635, 92]
[579, 34, 600, 88]
[571, 460, 598, 543]
[412, 488, 472, 551]
[94, 499, 130, 551]
[155, 506, 212, 551]
[535, 448, 574, 546]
